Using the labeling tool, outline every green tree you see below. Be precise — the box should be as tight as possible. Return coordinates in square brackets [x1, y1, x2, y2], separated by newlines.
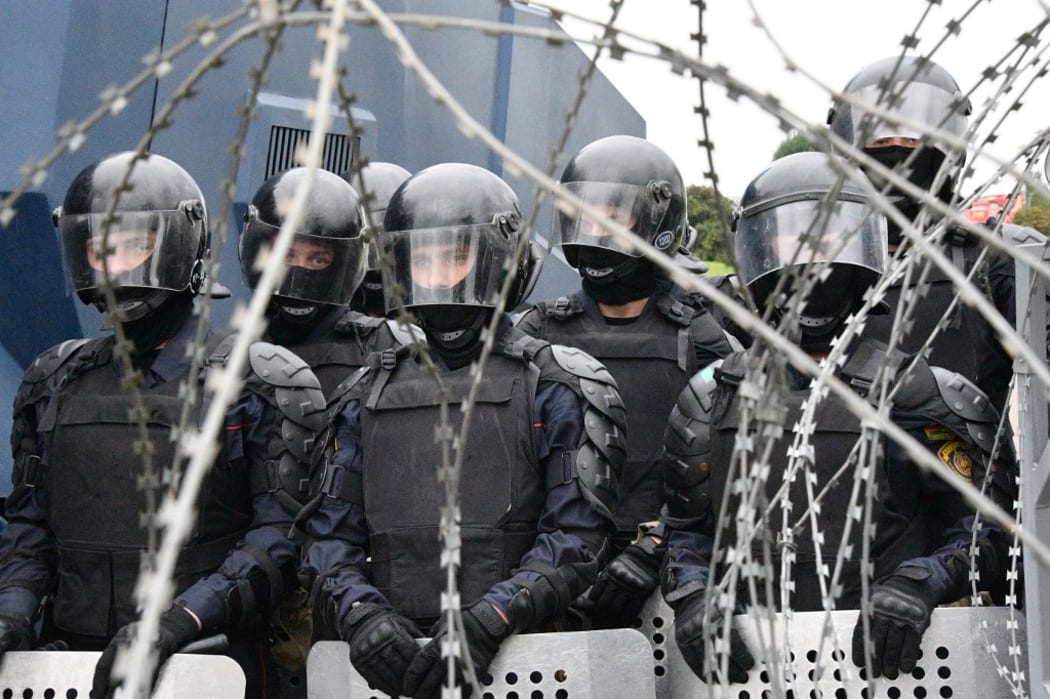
[1013, 190, 1050, 236]
[686, 184, 735, 265]
[773, 131, 818, 160]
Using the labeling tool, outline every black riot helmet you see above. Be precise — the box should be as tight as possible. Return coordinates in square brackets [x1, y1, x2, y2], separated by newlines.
[54, 151, 209, 322]
[239, 167, 367, 323]
[734, 152, 888, 346]
[382, 162, 542, 352]
[342, 161, 412, 316]
[556, 135, 686, 265]
[827, 56, 971, 243]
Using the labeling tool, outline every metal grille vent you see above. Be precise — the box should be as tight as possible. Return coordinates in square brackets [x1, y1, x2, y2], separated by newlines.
[265, 126, 356, 180]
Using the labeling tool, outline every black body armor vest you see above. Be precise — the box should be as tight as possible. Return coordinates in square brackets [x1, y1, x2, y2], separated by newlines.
[37, 334, 249, 638]
[523, 291, 734, 536]
[360, 337, 545, 623]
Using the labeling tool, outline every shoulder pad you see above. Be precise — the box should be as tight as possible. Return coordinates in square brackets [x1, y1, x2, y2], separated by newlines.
[929, 366, 1002, 452]
[665, 361, 722, 456]
[1001, 223, 1046, 247]
[661, 361, 722, 527]
[22, 338, 91, 385]
[500, 326, 550, 364]
[840, 338, 908, 402]
[249, 342, 324, 391]
[384, 318, 426, 348]
[549, 345, 626, 424]
[249, 342, 326, 435]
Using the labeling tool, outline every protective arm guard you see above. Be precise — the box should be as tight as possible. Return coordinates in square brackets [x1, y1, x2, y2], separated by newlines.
[246, 341, 328, 514]
[549, 345, 627, 519]
[660, 362, 720, 529]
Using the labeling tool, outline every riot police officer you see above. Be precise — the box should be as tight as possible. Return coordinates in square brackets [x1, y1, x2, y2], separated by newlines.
[827, 54, 1038, 417]
[298, 162, 626, 697]
[515, 135, 740, 628]
[0, 152, 326, 698]
[240, 166, 418, 401]
[341, 161, 412, 317]
[659, 152, 1014, 684]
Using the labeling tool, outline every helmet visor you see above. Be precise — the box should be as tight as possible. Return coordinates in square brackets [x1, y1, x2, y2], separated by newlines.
[736, 198, 887, 288]
[59, 210, 200, 294]
[556, 181, 674, 257]
[839, 82, 969, 147]
[239, 218, 366, 305]
[381, 223, 510, 312]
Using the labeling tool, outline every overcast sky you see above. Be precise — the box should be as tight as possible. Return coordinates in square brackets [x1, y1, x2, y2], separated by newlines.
[540, 0, 1050, 199]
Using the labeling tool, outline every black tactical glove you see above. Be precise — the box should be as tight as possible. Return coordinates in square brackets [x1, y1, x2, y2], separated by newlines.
[403, 601, 510, 698]
[0, 612, 32, 656]
[852, 565, 940, 679]
[590, 535, 665, 629]
[341, 602, 423, 697]
[673, 590, 754, 684]
[91, 605, 202, 699]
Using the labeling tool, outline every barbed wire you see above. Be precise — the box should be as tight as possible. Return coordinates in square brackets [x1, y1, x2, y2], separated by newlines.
[4, 0, 1050, 696]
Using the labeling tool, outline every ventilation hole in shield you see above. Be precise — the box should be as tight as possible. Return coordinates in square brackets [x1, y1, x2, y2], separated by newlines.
[531, 691, 543, 699]
[808, 690, 821, 699]
[737, 692, 749, 699]
[652, 616, 664, 628]
[654, 665, 665, 677]
[807, 668, 816, 682]
[762, 690, 775, 699]
[554, 670, 567, 683]
[3, 690, 13, 699]
[914, 688, 928, 698]
[935, 647, 950, 661]
[939, 687, 953, 698]
[832, 649, 846, 662]
[760, 669, 770, 683]
[860, 689, 870, 699]
[833, 668, 843, 682]
[632, 617, 644, 629]
[506, 672, 519, 685]
[482, 694, 495, 699]
[482, 673, 494, 686]
[44, 692, 56, 699]
[66, 692, 77, 699]
[653, 633, 664, 644]
[913, 667, 926, 680]
[937, 666, 951, 680]
[507, 692, 519, 699]
[530, 672, 543, 684]
[786, 690, 796, 699]
[21, 691, 32, 699]
[555, 691, 568, 699]
[806, 649, 818, 663]
[888, 687, 901, 699]
[652, 648, 665, 662]
[836, 689, 848, 699]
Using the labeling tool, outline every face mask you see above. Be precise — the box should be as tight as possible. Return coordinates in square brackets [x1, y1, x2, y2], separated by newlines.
[578, 248, 657, 305]
[415, 306, 493, 369]
[118, 290, 194, 353]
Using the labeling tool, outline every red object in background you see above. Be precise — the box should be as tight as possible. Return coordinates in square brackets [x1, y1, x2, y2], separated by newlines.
[965, 192, 1026, 224]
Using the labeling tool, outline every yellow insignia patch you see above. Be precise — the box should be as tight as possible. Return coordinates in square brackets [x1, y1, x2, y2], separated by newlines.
[937, 439, 973, 480]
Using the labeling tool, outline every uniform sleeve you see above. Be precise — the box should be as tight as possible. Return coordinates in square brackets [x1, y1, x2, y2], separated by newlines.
[174, 394, 302, 633]
[299, 398, 390, 635]
[0, 398, 57, 623]
[483, 381, 613, 614]
[885, 424, 1012, 603]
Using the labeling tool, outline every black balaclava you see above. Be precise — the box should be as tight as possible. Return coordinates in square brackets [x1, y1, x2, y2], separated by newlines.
[265, 299, 338, 345]
[578, 248, 659, 306]
[116, 290, 195, 355]
[866, 145, 955, 246]
[416, 306, 494, 370]
[350, 271, 385, 317]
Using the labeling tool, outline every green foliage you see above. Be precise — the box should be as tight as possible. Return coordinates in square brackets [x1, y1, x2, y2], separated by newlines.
[1014, 190, 1050, 236]
[773, 131, 818, 160]
[686, 184, 735, 265]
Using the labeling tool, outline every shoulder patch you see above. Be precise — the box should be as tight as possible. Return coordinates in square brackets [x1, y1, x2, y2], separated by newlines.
[937, 439, 974, 481]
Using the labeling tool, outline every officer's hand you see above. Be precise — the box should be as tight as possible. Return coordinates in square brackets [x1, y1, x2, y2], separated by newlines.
[0, 612, 32, 656]
[590, 536, 664, 629]
[852, 566, 939, 679]
[341, 602, 423, 697]
[91, 606, 201, 698]
[403, 601, 510, 699]
[673, 590, 754, 684]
